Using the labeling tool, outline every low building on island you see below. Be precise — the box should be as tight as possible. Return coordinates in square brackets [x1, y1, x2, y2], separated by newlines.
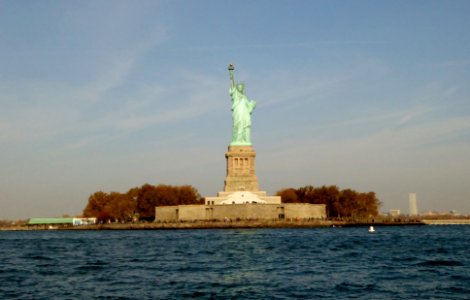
[27, 217, 97, 228]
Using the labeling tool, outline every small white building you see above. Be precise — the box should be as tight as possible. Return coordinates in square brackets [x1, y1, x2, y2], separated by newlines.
[72, 217, 97, 226]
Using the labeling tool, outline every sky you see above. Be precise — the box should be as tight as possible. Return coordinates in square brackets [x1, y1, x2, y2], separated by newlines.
[1, 0, 469, 219]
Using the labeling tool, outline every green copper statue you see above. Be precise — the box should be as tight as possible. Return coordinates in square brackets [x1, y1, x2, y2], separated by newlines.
[228, 64, 256, 146]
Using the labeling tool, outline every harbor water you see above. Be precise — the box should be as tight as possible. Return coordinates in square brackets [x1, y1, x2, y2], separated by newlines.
[1, 226, 469, 299]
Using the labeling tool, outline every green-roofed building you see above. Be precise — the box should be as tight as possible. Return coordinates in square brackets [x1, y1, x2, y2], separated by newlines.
[27, 217, 97, 228]
[28, 218, 74, 226]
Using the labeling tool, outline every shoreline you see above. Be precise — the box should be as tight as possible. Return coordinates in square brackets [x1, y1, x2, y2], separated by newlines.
[1, 219, 429, 231]
[3, 219, 470, 231]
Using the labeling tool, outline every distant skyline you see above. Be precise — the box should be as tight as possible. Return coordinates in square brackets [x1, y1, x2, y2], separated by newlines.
[1, 1, 470, 219]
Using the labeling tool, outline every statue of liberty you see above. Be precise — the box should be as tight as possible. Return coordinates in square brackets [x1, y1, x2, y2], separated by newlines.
[228, 64, 256, 146]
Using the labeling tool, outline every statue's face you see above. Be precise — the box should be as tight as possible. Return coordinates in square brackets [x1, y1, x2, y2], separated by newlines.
[237, 83, 244, 92]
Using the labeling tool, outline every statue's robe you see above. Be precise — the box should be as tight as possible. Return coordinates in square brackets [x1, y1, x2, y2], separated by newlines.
[230, 86, 256, 145]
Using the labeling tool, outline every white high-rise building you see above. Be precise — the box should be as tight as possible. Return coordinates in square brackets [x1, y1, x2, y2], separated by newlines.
[409, 193, 418, 216]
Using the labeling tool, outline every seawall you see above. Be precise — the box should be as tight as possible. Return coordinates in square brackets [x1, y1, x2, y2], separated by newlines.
[1, 219, 431, 231]
[421, 219, 470, 225]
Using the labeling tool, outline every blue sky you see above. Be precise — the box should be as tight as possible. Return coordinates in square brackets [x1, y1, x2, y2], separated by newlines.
[1, 1, 469, 219]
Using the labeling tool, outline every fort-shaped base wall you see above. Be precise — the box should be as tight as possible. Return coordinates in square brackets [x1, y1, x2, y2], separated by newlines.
[155, 203, 326, 222]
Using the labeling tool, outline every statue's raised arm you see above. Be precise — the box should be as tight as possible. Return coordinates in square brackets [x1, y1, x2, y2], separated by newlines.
[228, 64, 235, 89]
[227, 64, 256, 146]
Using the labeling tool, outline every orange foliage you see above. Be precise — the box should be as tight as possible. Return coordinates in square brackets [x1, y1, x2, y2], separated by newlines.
[83, 184, 202, 222]
[277, 185, 381, 218]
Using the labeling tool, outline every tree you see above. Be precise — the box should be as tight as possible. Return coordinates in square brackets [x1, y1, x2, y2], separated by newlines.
[312, 185, 340, 217]
[355, 192, 380, 218]
[278, 185, 381, 219]
[136, 184, 161, 221]
[83, 191, 109, 219]
[295, 185, 316, 203]
[176, 185, 202, 205]
[106, 192, 136, 222]
[83, 191, 135, 222]
[276, 188, 299, 203]
[338, 189, 358, 218]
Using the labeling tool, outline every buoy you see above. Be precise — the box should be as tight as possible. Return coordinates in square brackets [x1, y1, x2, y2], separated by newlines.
[368, 226, 375, 233]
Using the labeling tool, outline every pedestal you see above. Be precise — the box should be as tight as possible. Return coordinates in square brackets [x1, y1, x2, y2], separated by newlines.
[204, 145, 281, 206]
[224, 145, 259, 192]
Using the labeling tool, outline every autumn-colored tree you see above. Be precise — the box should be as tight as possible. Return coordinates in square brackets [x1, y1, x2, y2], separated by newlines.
[156, 184, 180, 206]
[136, 184, 161, 220]
[105, 192, 136, 222]
[355, 192, 381, 219]
[135, 184, 202, 220]
[83, 191, 136, 222]
[276, 185, 380, 219]
[295, 185, 316, 203]
[126, 187, 140, 201]
[176, 185, 202, 205]
[83, 191, 109, 219]
[312, 185, 340, 217]
[338, 189, 358, 218]
[276, 188, 299, 203]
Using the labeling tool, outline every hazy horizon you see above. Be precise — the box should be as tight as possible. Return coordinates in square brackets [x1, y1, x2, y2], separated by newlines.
[1, 1, 470, 219]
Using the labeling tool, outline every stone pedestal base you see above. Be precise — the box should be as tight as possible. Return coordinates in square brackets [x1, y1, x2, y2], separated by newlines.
[224, 145, 259, 192]
[205, 144, 281, 206]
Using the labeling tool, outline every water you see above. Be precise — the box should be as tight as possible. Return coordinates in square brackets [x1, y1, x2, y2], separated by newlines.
[1, 226, 469, 299]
